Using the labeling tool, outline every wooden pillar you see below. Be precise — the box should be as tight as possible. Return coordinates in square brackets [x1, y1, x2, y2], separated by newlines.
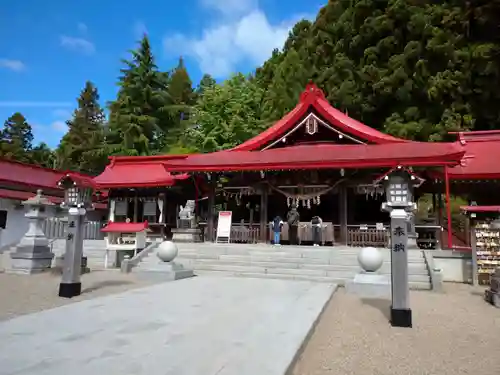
[207, 184, 215, 242]
[260, 186, 269, 243]
[338, 183, 348, 244]
[437, 192, 444, 247]
[431, 192, 437, 215]
[133, 195, 138, 222]
[444, 165, 453, 249]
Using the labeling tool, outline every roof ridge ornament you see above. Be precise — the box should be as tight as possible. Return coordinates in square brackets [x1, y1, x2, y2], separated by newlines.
[300, 81, 326, 103]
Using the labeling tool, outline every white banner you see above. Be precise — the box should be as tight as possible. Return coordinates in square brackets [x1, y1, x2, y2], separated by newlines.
[216, 211, 232, 241]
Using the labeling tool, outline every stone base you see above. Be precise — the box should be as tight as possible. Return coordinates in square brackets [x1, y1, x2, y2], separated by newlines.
[171, 228, 202, 243]
[390, 307, 412, 328]
[7, 251, 54, 274]
[485, 290, 500, 308]
[52, 256, 90, 275]
[58, 282, 82, 298]
[136, 261, 194, 282]
[345, 272, 391, 299]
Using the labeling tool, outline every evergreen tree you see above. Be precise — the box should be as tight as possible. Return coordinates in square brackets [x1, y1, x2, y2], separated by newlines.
[255, 1, 500, 141]
[169, 57, 194, 106]
[107, 35, 172, 155]
[162, 57, 196, 153]
[30, 142, 56, 169]
[56, 81, 107, 175]
[0, 112, 34, 163]
[261, 48, 309, 121]
[195, 74, 216, 97]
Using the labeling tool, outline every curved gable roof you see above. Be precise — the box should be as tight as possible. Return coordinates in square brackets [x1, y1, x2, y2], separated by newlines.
[232, 83, 408, 151]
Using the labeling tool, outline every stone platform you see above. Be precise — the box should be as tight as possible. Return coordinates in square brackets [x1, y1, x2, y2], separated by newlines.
[345, 272, 391, 299]
[0, 277, 337, 375]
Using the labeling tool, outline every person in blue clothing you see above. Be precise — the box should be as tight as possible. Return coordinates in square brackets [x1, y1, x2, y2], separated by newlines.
[272, 215, 284, 245]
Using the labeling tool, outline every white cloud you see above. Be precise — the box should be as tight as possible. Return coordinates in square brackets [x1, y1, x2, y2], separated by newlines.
[163, 0, 300, 78]
[0, 58, 25, 72]
[51, 120, 68, 133]
[60, 35, 95, 54]
[133, 20, 148, 39]
[52, 109, 72, 118]
[201, 0, 257, 17]
[77, 22, 88, 34]
[0, 101, 72, 107]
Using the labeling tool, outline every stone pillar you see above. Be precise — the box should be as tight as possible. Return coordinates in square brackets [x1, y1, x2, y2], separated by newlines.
[8, 190, 54, 274]
[388, 208, 412, 327]
[58, 207, 86, 298]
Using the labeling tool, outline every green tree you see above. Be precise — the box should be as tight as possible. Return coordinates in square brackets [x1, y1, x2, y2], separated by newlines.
[162, 57, 196, 153]
[261, 48, 309, 121]
[195, 74, 216, 97]
[107, 35, 172, 156]
[0, 112, 33, 162]
[255, 0, 500, 141]
[56, 81, 107, 175]
[30, 142, 56, 169]
[189, 73, 265, 152]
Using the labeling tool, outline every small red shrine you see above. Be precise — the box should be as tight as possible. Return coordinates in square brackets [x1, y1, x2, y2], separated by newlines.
[93, 84, 498, 249]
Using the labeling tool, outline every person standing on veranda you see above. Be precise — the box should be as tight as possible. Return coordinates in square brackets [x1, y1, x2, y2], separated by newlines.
[271, 215, 284, 245]
[311, 215, 323, 246]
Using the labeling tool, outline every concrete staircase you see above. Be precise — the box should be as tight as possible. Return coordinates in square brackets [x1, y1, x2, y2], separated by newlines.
[135, 243, 432, 290]
[50, 239, 108, 269]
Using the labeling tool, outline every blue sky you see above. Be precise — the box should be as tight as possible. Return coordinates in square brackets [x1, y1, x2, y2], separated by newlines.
[0, 0, 324, 149]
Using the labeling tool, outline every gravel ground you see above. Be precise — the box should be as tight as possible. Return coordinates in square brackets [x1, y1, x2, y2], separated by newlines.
[0, 270, 157, 322]
[2, 272, 499, 375]
[293, 283, 500, 375]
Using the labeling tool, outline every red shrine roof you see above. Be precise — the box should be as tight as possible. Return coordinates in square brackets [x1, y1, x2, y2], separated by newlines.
[161, 142, 465, 172]
[0, 158, 106, 208]
[0, 159, 66, 190]
[101, 221, 149, 233]
[92, 84, 469, 185]
[446, 131, 500, 180]
[232, 83, 407, 151]
[93, 158, 190, 189]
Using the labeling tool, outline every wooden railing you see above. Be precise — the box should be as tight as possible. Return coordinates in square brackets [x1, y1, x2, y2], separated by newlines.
[206, 221, 441, 248]
[347, 227, 388, 247]
[210, 223, 261, 243]
[42, 217, 104, 240]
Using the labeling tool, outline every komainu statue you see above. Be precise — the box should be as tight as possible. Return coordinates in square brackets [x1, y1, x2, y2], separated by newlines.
[178, 200, 196, 228]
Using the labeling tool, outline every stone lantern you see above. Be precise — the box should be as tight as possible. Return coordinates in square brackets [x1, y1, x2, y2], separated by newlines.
[57, 173, 95, 298]
[8, 189, 55, 274]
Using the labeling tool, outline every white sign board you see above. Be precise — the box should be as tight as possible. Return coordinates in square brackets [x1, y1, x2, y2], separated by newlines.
[216, 211, 232, 243]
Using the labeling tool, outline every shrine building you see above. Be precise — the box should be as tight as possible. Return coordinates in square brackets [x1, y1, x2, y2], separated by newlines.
[93, 84, 499, 250]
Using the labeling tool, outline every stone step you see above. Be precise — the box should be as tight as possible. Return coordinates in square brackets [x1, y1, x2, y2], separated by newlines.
[168, 263, 431, 283]
[173, 253, 424, 266]
[171, 258, 429, 274]
[193, 270, 432, 290]
[177, 247, 424, 256]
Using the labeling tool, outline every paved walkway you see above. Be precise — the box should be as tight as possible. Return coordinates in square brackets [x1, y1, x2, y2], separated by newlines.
[0, 277, 336, 375]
